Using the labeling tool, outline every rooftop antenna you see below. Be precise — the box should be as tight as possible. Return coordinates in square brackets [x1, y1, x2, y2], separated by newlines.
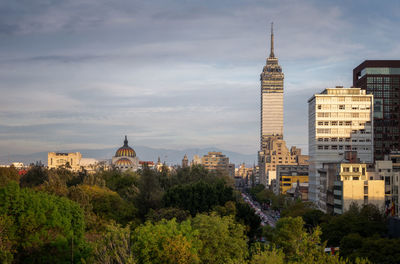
[269, 22, 275, 58]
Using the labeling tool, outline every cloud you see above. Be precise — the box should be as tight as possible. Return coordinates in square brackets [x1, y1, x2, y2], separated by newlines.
[1, 0, 400, 157]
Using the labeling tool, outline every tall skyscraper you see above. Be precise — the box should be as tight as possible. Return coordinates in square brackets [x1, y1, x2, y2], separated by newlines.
[308, 87, 374, 207]
[257, 24, 308, 187]
[353, 60, 400, 160]
[260, 23, 284, 149]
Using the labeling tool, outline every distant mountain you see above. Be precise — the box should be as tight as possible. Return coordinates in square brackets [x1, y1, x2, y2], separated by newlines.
[0, 146, 257, 167]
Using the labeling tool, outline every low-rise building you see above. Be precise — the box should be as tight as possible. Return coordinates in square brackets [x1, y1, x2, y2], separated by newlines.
[48, 152, 82, 171]
[201, 151, 230, 174]
[333, 162, 384, 214]
[276, 165, 308, 195]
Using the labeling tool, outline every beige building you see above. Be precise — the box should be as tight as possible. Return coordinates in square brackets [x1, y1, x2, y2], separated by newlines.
[201, 151, 234, 176]
[48, 152, 82, 171]
[308, 87, 374, 205]
[333, 163, 384, 214]
[258, 137, 308, 186]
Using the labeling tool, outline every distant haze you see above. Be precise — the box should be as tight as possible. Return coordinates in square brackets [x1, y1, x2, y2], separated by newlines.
[0, 146, 256, 167]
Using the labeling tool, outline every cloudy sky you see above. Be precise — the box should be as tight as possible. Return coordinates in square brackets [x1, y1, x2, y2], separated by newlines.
[0, 0, 399, 156]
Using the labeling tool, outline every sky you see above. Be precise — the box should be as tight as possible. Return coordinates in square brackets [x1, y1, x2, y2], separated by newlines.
[1, 0, 400, 156]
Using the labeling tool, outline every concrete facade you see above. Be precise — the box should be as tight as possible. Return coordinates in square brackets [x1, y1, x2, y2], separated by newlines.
[276, 164, 309, 195]
[308, 87, 374, 205]
[48, 152, 82, 171]
[201, 151, 233, 176]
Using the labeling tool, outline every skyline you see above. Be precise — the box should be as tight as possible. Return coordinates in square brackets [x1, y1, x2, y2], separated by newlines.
[1, 0, 400, 156]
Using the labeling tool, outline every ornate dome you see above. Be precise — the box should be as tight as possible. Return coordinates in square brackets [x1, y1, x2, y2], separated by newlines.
[115, 136, 136, 158]
[115, 158, 133, 166]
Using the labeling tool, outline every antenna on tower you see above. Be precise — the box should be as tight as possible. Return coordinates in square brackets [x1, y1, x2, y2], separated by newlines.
[269, 22, 275, 58]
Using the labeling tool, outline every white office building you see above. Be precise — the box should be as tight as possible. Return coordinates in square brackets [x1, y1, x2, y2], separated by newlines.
[308, 87, 374, 206]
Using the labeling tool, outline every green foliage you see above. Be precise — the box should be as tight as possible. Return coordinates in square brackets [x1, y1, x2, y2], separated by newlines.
[20, 165, 48, 187]
[132, 218, 200, 264]
[0, 167, 20, 187]
[145, 207, 190, 223]
[192, 213, 248, 264]
[340, 234, 400, 264]
[249, 185, 286, 210]
[93, 222, 135, 264]
[281, 201, 324, 229]
[235, 201, 261, 240]
[163, 180, 234, 216]
[321, 203, 386, 246]
[249, 246, 285, 264]
[136, 167, 164, 218]
[73, 185, 136, 225]
[99, 170, 139, 202]
[271, 216, 333, 263]
[0, 214, 15, 264]
[0, 181, 87, 263]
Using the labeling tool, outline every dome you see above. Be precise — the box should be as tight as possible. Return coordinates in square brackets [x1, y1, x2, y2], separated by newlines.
[115, 158, 133, 166]
[115, 136, 136, 158]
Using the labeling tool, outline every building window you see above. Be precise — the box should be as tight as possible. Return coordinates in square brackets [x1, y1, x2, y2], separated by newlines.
[339, 105, 345, 110]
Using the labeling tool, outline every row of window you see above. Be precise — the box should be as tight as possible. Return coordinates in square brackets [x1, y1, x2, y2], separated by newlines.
[317, 145, 370, 151]
[317, 96, 371, 102]
[367, 77, 399, 83]
[317, 121, 370, 126]
[317, 105, 371, 110]
[316, 128, 371, 134]
[317, 112, 371, 118]
[317, 138, 371, 143]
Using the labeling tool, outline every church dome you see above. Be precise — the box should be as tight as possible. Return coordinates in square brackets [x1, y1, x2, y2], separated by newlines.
[115, 158, 133, 166]
[115, 136, 136, 158]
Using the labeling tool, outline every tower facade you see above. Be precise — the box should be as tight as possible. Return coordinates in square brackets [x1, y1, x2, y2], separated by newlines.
[260, 23, 284, 149]
[258, 24, 285, 186]
[353, 60, 400, 160]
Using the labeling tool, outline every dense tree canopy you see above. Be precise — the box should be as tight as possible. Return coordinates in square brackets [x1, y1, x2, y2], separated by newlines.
[0, 181, 87, 263]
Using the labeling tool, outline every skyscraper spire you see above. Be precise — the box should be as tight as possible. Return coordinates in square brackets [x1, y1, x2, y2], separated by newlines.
[269, 22, 275, 58]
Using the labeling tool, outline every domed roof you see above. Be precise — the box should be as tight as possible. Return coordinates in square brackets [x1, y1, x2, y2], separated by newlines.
[115, 136, 136, 158]
[115, 158, 133, 166]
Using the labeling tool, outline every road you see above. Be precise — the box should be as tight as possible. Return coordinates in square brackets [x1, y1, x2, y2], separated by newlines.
[241, 192, 279, 227]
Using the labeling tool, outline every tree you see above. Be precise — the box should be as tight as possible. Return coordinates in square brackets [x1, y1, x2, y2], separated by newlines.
[250, 246, 285, 264]
[19, 165, 48, 188]
[132, 218, 200, 264]
[93, 222, 135, 264]
[136, 167, 163, 218]
[340, 234, 400, 264]
[0, 214, 15, 264]
[191, 213, 248, 264]
[321, 203, 386, 246]
[163, 180, 234, 216]
[235, 201, 261, 240]
[0, 181, 87, 263]
[145, 207, 190, 223]
[99, 170, 139, 202]
[73, 185, 136, 225]
[0, 167, 20, 187]
[271, 216, 342, 263]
